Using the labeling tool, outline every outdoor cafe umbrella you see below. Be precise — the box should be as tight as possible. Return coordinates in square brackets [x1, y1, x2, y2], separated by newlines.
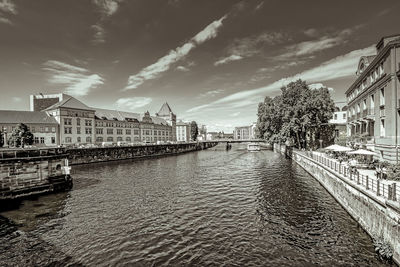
[347, 149, 377, 156]
[324, 144, 354, 152]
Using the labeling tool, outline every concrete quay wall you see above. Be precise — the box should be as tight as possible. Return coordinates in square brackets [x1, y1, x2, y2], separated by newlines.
[67, 142, 218, 165]
[273, 143, 400, 264]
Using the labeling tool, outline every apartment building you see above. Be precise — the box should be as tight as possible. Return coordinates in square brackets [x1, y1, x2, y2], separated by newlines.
[234, 123, 257, 140]
[346, 34, 400, 162]
[176, 121, 192, 142]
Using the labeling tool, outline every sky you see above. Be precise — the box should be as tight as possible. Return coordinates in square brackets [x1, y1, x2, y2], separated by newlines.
[0, 0, 399, 132]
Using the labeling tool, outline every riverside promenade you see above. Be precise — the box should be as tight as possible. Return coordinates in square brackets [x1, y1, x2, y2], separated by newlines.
[274, 143, 400, 264]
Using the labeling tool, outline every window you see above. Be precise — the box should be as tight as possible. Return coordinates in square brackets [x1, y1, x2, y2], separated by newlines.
[40, 137, 45, 144]
[117, 136, 123, 141]
[64, 127, 72, 134]
[380, 88, 385, 106]
[380, 119, 385, 137]
[85, 128, 92, 134]
[334, 114, 338, 120]
[77, 137, 81, 143]
[86, 137, 92, 143]
[51, 137, 55, 144]
[77, 127, 81, 134]
[107, 137, 113, 142]
[96, 128, 103, 134]
[107, 129, 113, 135]
[65, 137, 72, 143]
[31, 126, 35, 133]
[77, 118, 81, 125]
[126, 129, 131, 135]
[370, 94, 375, 108]
[85, 120, 92, 126]
[363, 99, 367, 110]
[134, 129, 139, 135]
[34, 137, 39, 143]
[40, 126, 44, 132]
[117, 129, 123, 135]
[45, 127, 49, 132]
[379, 63, 384, 76]
[64, 118, 72, 125]
[343, 113, 346, 119]
[126, 137, 131, 141]
[52, 127, 56, 133]
[96, 137, 103, 142]
[146, 130, 150, 135]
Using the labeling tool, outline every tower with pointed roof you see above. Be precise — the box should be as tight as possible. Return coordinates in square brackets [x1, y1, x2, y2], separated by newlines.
[156, 102, 176, 141]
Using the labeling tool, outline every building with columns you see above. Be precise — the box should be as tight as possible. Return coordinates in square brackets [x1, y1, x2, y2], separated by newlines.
[346, 34, 400, 162]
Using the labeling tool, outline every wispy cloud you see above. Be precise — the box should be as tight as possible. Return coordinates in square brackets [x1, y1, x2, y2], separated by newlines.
[254, 2, 264, 11]
[0, 0, 16, 25]
[187, 45, 375, 113]
[124, 15, 227, 90]
[93, 0, 122, 16]
[91, 24, 106, 44]
[43, 60, 104, 97]
[176, 65, 189, 72]
[277, 26, 363, 60]
[115, 97, 152, 111]
[215, 32, 289, 65]
[214, 55, 243, 66]
[198, 88, 225, 98]
[309, 83, 334, 91]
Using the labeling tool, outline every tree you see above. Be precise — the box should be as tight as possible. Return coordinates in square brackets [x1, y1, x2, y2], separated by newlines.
[8, 123, 34, 148]
[256, 79, 335, 149]
[190, 121, 199, 141]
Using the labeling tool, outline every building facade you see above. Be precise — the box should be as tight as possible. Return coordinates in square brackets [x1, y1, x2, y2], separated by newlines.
[234, 123, 257, 140]
[176, 121, 192, 142]
[28, 94, 174, 146]
[329, 102, 348, 145]
[0, 110, 58, 146]
[346, 34, 400, 162]
[155, 102, 177, 141]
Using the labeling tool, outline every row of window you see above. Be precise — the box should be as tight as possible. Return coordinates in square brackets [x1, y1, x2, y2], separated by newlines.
[64, 118, 92, 126]
[64, 136, 172, 143]
[34, 137, 56, 144]
[349, 63, 384, 102]
[349, 88, 385, 117]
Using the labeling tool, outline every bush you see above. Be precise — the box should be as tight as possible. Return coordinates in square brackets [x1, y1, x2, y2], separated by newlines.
[386, 163, 400, 181]
[374, 238, 393, 262]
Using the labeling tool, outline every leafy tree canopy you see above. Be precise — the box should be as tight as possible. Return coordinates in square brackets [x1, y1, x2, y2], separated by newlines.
[190, 121, 199, 141]
[256, 79, 335, 149]
[8, 123, 34, 148]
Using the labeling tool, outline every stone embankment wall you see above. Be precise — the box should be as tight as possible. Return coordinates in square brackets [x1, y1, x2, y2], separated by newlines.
[67, 142, 218, 165]
[0, 150, 70, 201]
[273, 143, 400, 264]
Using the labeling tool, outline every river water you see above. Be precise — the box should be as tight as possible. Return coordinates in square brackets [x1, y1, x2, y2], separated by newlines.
[0, 144, 389, 266]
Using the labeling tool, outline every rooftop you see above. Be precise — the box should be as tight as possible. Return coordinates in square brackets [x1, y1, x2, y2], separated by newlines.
[0, 110, 58, 124]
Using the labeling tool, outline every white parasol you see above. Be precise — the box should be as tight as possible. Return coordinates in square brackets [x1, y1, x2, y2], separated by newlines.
[324, 144, 354, 152]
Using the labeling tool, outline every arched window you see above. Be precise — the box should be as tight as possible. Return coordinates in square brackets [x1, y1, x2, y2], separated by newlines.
[86, 137, 92, 143]
[117, 137, 123, 141]
[107, 137, 113, 142]
[96, 137, 103, 142]
[126, 137, 131, 141]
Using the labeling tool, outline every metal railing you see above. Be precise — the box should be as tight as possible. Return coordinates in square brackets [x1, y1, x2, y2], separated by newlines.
[303, 151, 398, 203]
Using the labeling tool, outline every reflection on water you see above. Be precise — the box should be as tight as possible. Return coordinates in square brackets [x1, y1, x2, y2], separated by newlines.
[0, 144, 389, 266]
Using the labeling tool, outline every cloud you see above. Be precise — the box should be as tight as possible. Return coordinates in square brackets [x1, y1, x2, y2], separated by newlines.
[309, 83, 334, 91]
[214, 55, 243, 66]
[43, 60, 104, 97]
[124, 15, 227, 90]
[186, 45, 375, 113]
[0, 0, 17, 25]
[91, 24, 106, 43]
[176, 65, 189, 72]
[198, 88, 225, 98]
[230, 112, 241, 117]
[92, 0, 122, 16]
[115, 97, 152, 111]
[215, 32, 289, 65]
[0, 0, 16, 14]
[255, 2, 264, 11]
[277, 26, 363, 60]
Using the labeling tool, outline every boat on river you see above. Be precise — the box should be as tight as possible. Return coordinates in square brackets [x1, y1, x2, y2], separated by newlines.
[247, 143, 260, 152]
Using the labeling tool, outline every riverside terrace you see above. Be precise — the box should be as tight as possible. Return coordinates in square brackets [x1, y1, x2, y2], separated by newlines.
[303, 150, 400, 203]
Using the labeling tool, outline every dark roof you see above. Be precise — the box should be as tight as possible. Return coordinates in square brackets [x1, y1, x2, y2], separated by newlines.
[45, 96, 94, 111]
[0, 110, 58, 124]
[94, 108, 169, 126]
[157, 102, 173, 116]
